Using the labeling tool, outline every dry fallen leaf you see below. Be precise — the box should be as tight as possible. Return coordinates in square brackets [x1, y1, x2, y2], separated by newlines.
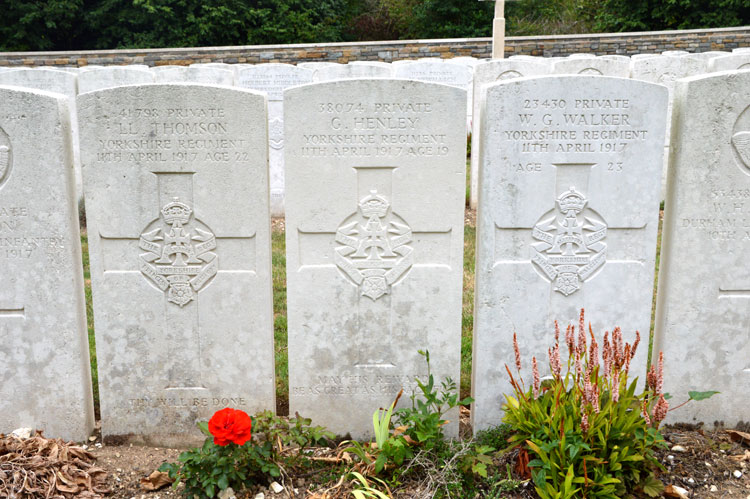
[0, 431, 110, 498]
[727, 430, 750, 446]
[664, 484, 689, 499]
[139, 469, 174, 491]
[728, 450, 750, 462]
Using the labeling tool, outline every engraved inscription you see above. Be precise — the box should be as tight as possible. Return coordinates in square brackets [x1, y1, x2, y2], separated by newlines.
[680, 188, 750, 242]
[95, 108, 251, 164]
[291, 373, 427, 397]
[532, 186, 608, 296]
[129, 396, 248, 410]
[0, 126, 12, 188]
[335, 190, 413, 300]
[301, 102, 449, 158]
[139, 198, 218, 306]
[507, 98, 648, 159]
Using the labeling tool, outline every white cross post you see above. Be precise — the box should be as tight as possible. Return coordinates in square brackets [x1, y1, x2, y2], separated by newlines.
[98, 171, 256, 390]
[296, 165, 453, 368]
[480, 0, 516, 58]
[493, 163, 647, 311]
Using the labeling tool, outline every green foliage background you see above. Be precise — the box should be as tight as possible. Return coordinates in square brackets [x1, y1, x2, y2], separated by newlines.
[0, 0, 747, 52]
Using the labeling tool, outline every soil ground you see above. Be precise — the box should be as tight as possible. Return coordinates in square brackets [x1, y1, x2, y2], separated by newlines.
[86, 419, 750, 498]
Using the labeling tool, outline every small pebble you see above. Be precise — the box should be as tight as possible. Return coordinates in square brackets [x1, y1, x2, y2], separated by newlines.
[667, 455, 675, 461]
[88, 435, 97, 442]
[95, 443, 102, 448]
[710, 485, 718, 492]
[706, 462, 712, 467]
[270, 481, 284, 493]
[671, 485, 689, 499]
[688, 478, 695, 484]
[254, 493, 265, 499]
[734, 470, 743, 479]
[672, 444, 688, 453]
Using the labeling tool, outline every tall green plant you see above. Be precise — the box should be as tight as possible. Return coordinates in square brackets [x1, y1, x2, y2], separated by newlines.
[503, 310, 669, 498]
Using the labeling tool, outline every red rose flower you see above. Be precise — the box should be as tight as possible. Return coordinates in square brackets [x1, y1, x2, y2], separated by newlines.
[208, 408, 252, 446]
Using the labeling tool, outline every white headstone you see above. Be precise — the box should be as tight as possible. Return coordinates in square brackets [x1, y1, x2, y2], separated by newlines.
[78, 84, 275, 445]
[472, 76, 668, 431]
[284, 80, 467, 438]
[0, 69, 83, 199]
[708, 53, 750, 72]
[655, 70, 750, 427]
[469, 60, 550, 209]
[154, 66, 234, 86]
[78, 67, 155, 93]
[552, 57, 631, 77]
[394, 61, 473, 132]
[236, 64, 314, 217]
[0, 86, 93, 440]
[313, 63, 392, 81]
[632, 55, 708, 199]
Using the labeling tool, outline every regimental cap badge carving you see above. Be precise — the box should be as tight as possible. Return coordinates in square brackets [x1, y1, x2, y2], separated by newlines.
[0, 127, 12, 189]
[359, 190, 390, 218]
[556, 187, 587, 214]
[732, 131, 750, 169]
[335, 189, 414, 301]
[532, 185, 608, 297]
[139, 197, 219, 307]
[161, 199, 193, 226]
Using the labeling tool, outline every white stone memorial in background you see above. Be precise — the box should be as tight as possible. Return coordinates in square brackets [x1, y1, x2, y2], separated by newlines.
[708, 53, 750, 72]
[552, 57, 630, 77]
[0, 69, 83, 199]
[469, 60, 549, 209]
[154, 66, 234, 86]
[285, 80, 466, 438]
[472, 76, 668, 431]
[236, 64, 314, 217]
[78, 84, 275, 445]
[394, 61, 473, 132]
[313, 63, 392, 81]
[0, 86, 94, 441]
[655, 70, 750, 427]
[631, 55, 707, 199]
[78, 67, 155, 93]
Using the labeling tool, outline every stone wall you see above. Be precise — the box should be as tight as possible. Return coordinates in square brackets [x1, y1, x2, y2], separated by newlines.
[0, 26, 748, 67]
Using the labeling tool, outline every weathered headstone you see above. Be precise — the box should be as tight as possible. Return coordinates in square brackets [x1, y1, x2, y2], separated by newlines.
[708, 53, 750, 72]
[236, 64, 314, 216]
[0, 69, 83, 199]
[632, 55, 708, 199]
[78, 67, 155, 93]
[655, 70, 750, 427]
[285, 80, 466, 438]
[0, 86, 94, 441]
[154, 66, 234, 86]
[469, 60, 549, 209]
[552, 57, 630, 77]
[394, 61, 473, 132]
[313, 63, 392, 82]
[78, 84, 275, 445]
[472, 76, 668, 431]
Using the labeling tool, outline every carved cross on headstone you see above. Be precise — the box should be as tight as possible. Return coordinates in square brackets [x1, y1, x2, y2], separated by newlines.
[98, 171, 256, 390]
[296, 165, 453, 367]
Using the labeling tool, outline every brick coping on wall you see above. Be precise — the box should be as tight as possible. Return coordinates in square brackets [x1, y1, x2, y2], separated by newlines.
[0, 26, 748, 66]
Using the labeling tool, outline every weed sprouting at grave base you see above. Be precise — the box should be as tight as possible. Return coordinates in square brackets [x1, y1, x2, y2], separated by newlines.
[502, 309, 670, 498]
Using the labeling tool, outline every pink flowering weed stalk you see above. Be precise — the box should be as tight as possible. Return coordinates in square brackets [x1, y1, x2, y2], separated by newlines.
[502, 310, 669, 499]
